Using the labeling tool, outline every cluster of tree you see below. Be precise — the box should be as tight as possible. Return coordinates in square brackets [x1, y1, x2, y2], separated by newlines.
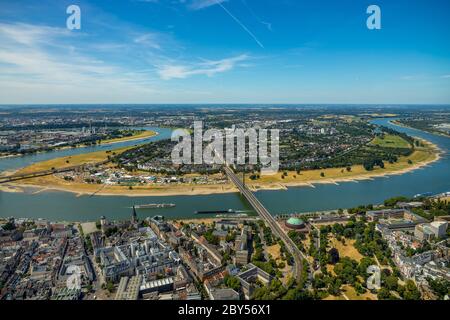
[426, 277, 450, 300]
[252, 260, 281, 278]
[84, 235, 93, 253]
[223, 275, 241, 291]
[347, 204, 373, 215]
[104, 226, 118, 237]
[314, 125, 415, 170]
[322, 220, 391, 265]
[253, 275, 315, 301]
[102, 281, 115, 293]
[363, 158, 385, 171]
[253, 279, 290, 300]
[404, 241, 432, 257]
[355, 226, 391, 265]
[412, 198, 450, 220]
[262, 226, 275, 246]
[308, 228, 330, 270]
[384, 196, 410, 207]
[225, 230, 237, 242]
[252, 247, 265, 263]
[312, 256, 374, 296]
[250, 225, 283, 278]
[84, 177, 102, 184]
[221, 251, 232, 264]
[203, 229, 220, 246]
[318, 216, 425, 300]
[277, 240, 294, 266]
[105, 129, 142, 140]
[377, 279, 421, 300]
[287, 230, 306, 252]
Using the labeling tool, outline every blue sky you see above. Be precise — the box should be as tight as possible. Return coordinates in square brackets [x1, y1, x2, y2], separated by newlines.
[0, 0, 449, 104]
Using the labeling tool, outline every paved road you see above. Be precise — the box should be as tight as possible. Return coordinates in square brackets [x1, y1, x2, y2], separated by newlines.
[223, 166, 307, 282]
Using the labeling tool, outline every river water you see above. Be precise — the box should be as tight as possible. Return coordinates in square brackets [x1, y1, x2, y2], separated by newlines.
[0, 120, 448, 222]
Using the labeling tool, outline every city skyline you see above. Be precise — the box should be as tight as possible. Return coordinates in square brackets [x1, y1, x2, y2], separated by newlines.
[0, 0, 450, 104]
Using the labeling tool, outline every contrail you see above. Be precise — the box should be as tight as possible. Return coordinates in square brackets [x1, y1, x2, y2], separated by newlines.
[241, 0, 273, 31]
[215, 0, 264, 49]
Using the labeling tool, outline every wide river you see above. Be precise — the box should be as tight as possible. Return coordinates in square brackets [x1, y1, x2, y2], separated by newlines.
[0, 120, 449, 222]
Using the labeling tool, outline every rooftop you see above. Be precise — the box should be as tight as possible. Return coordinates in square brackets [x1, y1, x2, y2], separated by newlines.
[286, 217, 304, 226]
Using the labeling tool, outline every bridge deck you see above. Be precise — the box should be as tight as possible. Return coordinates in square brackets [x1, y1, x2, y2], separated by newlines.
[224, 166, 306, 282]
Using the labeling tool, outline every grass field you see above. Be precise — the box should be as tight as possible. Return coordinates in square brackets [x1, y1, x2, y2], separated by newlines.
[341, 284, 377, 300]
[266, 244, 291, 281]
[251, 139, 437, 186]
[266, 244, 283, 260]
[10, 133, 439, 197]
[322, 236, 378, 300]
[323, 294, 346, 300]
[16, 146, 131, 174]
[13, 131, 153, 175]
[322, 279, 378, 301]
[369, 134, 411, 148]
[329, 237, 363, 262]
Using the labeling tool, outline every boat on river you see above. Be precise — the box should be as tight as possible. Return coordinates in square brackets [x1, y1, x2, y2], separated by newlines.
[135, 203, 176, 209]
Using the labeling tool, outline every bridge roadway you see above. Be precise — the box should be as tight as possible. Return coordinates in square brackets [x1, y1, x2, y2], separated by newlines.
[223, 166, 307, 282]
[0, 160, 109, 184]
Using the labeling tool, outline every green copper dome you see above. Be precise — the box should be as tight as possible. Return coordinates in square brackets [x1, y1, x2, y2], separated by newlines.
[286, 217, 304, 226]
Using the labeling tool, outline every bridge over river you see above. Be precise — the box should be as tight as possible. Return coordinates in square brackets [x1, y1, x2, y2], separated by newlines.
[223, 165, 308, 283]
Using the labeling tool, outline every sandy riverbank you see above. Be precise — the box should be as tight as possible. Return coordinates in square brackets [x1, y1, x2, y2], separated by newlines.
[0, 182, 240, 197]
[86, 130, 158, 146]
[0, 130, 157, 160]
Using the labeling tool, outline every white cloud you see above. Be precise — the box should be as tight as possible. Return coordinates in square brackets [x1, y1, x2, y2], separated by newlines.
[0, 22, 71, 46]
[137, 0, 227, 10]
[187, 0, 228, 10]
[0, 22, 250, 103]
[0, 22, 160, 103]
[157, 54, 248, 80]
[133, 33, 162, 50]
